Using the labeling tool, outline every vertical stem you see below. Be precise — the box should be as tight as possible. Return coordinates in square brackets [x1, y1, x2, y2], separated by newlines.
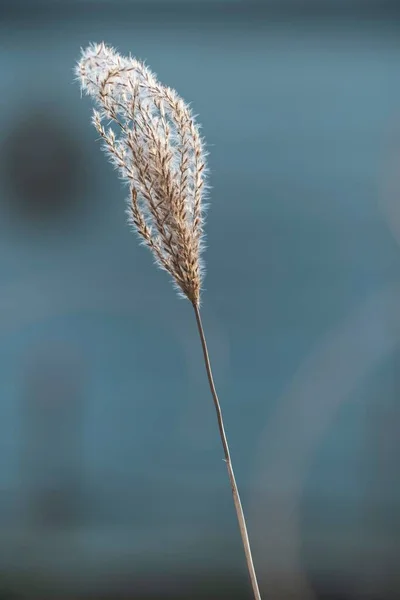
[192, 302, 262, 600]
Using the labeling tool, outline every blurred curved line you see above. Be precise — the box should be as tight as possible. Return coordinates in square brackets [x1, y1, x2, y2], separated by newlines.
[378, 108, 400, 249]
[250, 284, 400, 599]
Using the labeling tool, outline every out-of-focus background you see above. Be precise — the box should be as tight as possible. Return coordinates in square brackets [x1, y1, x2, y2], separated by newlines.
[0, 0, 399, 598]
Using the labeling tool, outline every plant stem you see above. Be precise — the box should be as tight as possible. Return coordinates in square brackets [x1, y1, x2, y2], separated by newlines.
[192, 302, 262, 600]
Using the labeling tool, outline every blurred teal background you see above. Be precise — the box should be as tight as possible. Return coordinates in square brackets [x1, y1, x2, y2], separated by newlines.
[0, 0, 399, 598]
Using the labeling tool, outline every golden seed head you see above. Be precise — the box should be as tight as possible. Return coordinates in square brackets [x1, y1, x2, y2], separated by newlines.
[76, 42, 208, 305]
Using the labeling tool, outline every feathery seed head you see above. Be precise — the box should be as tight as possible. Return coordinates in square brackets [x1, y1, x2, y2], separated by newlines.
[76, 42, 208, 305]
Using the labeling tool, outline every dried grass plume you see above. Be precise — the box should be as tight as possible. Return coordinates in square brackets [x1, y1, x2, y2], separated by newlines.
[75, 43, 262, 600]
[75, 42, 208, 305]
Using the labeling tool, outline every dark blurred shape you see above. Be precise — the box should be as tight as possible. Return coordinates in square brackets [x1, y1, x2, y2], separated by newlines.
[20, 343, 85, 528]
[2, 106, 83, 225]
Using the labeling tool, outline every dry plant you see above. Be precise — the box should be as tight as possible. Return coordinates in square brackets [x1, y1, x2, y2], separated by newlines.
[75, 42, 262, 600]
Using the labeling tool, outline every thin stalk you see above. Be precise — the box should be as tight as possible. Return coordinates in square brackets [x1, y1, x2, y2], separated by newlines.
[192, 302, 262, 600]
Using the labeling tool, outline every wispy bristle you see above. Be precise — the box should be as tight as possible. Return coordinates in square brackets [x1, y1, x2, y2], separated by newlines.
[76, 42, 209, 305]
